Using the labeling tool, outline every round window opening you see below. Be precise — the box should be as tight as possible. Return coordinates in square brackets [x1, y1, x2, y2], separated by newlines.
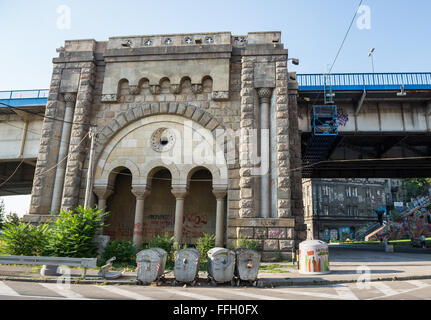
[151, 128, 176, 152]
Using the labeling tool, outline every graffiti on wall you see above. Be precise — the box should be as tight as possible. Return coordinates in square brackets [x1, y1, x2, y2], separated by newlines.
[370, 207, 431, 241]
[337, 108, 349, 127]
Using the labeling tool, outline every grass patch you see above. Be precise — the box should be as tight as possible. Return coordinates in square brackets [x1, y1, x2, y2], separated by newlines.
[259, 264, 290, 273]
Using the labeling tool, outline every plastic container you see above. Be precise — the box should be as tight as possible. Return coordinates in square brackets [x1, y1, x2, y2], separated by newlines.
[298, 240, 330, 275]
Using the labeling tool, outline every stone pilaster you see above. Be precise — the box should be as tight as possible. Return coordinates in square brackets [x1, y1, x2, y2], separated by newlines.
[288, 73, 306, 245]
[275, 58, 291, 218]
[29, 64, 66, 215]
[239, 56, 257, 218]
[61, 63, 97, 211]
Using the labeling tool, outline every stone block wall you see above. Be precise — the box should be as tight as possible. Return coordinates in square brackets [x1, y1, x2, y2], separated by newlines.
[25, 32, 305, 260]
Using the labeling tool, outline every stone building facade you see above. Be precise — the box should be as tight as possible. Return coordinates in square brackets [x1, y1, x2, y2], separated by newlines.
[23, 32, 306, 260]
[303, 178, 386, 240]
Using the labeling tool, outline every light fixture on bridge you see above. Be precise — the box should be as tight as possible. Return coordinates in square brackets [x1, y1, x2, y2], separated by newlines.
[288, 58, 300, 66]
[397, 85, 407, 96]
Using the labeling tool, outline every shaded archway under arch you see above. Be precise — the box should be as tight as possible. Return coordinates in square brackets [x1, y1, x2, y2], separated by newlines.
[142, 168, 176, 243]
[104, 168, 135, 240]
[183, 169, 217, 244]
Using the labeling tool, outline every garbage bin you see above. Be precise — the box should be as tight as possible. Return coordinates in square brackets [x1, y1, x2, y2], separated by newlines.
[207, 248, 236, 285]
[174, 248, 201, 285]
[234, 248, 261, 286]
[298, 240, 330, 275]
[136, 248, 168, 284]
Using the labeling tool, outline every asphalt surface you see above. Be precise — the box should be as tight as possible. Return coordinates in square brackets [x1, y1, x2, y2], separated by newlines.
[0, 278, 430, 300]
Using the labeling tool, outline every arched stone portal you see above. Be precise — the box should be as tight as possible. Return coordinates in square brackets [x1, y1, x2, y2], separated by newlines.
[93, 113, 228, 248]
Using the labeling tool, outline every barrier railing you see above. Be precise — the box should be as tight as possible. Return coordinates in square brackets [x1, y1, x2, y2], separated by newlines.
[297, 73, 431, 91]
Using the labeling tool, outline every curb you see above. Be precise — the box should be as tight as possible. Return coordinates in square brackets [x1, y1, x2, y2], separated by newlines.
[1, 274, 431, 288]
[257, 274, 431, 288]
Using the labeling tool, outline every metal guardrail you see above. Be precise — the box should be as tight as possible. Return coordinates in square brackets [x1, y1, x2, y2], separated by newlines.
[297, 73, 431, 91]
[0, 89, 49, 107]
[0, 255, 97, 268]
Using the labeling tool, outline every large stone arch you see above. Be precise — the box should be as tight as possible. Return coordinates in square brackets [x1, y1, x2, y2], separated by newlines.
[95, 102, 225, 163]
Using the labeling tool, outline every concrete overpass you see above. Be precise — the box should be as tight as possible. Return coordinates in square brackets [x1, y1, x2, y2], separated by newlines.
[1, 72, 431, 196]
[297, 73, 431, 178]
[0, 89, 47, 196]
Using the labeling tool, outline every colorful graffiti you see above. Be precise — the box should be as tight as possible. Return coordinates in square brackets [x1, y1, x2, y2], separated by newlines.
[299, 247, 330, 273]
[337, 108, 349, 127]
[369, 206, 431, 241]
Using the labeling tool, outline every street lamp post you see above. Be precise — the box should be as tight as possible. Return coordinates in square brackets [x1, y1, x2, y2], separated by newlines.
[368, 48, 375, 73]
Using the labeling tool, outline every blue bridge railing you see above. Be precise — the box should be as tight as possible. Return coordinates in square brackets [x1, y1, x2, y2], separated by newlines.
[297, 72, 431, 91]
[0, 89, 49, 107]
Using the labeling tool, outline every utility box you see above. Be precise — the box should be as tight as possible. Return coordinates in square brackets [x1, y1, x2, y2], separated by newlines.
[207, 248, 235, 285]
[136, 248, 167, 284]
[298, 240, 330, 275]
[174, 248, 201, 285]
[234, 248, 261, 286]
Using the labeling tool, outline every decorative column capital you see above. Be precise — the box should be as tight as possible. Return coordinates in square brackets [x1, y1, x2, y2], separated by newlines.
[131, 187, 151, 200]
[129, 85, 140, 95]
[63, 93, 77, 103]
[171, 187, 188, 199]
[93, 185, 114, 200]
[257, 87, 273, 103]
[212, 188, 227, 200]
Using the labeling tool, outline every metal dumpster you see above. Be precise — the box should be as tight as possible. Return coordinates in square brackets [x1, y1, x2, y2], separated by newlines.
[298, 240, 330, 275]
[174, 248, 201, 285]
[234, 248, 261, 286]
[136, 248, 168, 284]
[207, 248, 235, 285]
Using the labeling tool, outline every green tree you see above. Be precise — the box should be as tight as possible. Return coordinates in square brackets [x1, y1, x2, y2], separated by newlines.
[403, 178, 431, 201]
[0, 199, 5, 229]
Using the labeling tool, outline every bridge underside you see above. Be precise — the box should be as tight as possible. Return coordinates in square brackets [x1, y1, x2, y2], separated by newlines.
[302, 133, 431, 178]
[0, 161, 35, 196]
[299, 88, 431, 178]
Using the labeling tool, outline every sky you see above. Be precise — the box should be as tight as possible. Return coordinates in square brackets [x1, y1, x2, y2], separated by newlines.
[0, 0, 430, 215]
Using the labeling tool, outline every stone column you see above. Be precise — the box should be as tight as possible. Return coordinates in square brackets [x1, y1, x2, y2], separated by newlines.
[131, 188, 150, 249]
[50, 93, 76, 214]
[93, 186, 114, 236]
[171, 188, 188, 245]
[93, 186, 114, 213]
[213, 189, 227, 247]
[257, 88, 273, 219]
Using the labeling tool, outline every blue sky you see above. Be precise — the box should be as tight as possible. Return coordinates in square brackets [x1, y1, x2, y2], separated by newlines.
[0, 0, 430, 215]
[1, 0, 431, 91]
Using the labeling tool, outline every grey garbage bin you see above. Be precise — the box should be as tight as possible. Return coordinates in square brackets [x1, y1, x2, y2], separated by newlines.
[174, 248, 201, 285]
[207, 248, 235, 285]
[234, 248, 261, 286]
[136, 248, 167, 284]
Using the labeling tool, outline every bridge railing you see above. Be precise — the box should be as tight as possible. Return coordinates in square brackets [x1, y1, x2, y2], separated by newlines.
[0, 89, 49, 100]
[0, 89, 49, 107]
[297, 72, 431, 91]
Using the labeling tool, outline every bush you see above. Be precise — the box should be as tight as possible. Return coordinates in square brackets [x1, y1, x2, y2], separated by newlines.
[232, 235, 261, 251]
[0, 222, 50, 256]
[196, 233, 215, 259]
[99, 241, 138, 268]
[196, 233, 216, 271]
[44, 206, 109, 258]
[147, 232, 176, 269]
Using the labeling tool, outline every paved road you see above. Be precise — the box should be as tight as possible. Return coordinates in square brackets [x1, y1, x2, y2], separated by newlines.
[0, 279, 430, 300]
